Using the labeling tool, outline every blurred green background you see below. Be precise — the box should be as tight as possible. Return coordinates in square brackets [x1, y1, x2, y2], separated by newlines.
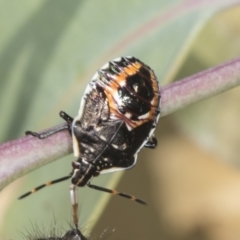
[1, 0, 240, 239]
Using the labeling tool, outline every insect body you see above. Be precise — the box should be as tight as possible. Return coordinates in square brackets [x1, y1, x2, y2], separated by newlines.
[71, 56, 160, 185]
[19, 56, 161, 227]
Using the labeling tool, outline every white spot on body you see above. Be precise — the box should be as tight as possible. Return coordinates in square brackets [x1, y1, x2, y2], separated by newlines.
[124, 112, 132, 119]
[125, 123, 133, 131]
[82, 159, 88, 165]
[111, 144, 119, 149]
[121, 143, 127, 150]
[92, 72, 99, 81]
[72, 134, 80, 157]
[100, 135, 107, 141]
[150, 98, 155, 105]
[138, 112, 150, 120]
[101, 62, 110, 70]
[84, 84, 94, 96]
[113, 57, 122, 62]
[89, 147, 95, 153]
[113, 91, 123, 109]
[133, 84, 138, 92]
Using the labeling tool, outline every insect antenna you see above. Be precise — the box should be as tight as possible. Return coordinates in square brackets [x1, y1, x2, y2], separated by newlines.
[18, 175, 71, 200]
[87, 182, 147, 205]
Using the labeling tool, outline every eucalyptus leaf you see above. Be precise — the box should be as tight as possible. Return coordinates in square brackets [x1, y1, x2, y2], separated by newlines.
[0, 0, 239, 239]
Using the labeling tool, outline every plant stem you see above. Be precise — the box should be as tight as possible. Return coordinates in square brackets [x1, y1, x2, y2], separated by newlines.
[161, 57, 240, 116]
[1, 57, 240, 190]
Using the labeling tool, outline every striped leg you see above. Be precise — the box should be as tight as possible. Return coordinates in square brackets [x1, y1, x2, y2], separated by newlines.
[87, 182, 147, 205]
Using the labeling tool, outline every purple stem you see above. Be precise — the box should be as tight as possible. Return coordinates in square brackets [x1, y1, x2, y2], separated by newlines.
[1, 57, 240, 191]
[0, 125, 72, 190]
[161, 57, 240, 116]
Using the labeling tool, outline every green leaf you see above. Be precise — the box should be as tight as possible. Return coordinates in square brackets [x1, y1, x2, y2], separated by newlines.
[0, 0, 239, 239]
[175, 6, 240, 166]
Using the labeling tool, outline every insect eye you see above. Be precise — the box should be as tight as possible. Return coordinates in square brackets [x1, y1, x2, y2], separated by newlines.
[72, 161, 80, 169]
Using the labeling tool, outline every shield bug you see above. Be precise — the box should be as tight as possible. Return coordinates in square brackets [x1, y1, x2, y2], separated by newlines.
[19, 56, 161, 227]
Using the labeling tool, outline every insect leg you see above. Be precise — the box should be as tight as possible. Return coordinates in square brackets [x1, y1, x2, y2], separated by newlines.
[87, 182, 147, 205]
[18, 175, 71, 199]
[25, 111, 74, 139]
[70, 184, 79, 228]
[25, 124, 70, 139]
[59, 111, 74, 124]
